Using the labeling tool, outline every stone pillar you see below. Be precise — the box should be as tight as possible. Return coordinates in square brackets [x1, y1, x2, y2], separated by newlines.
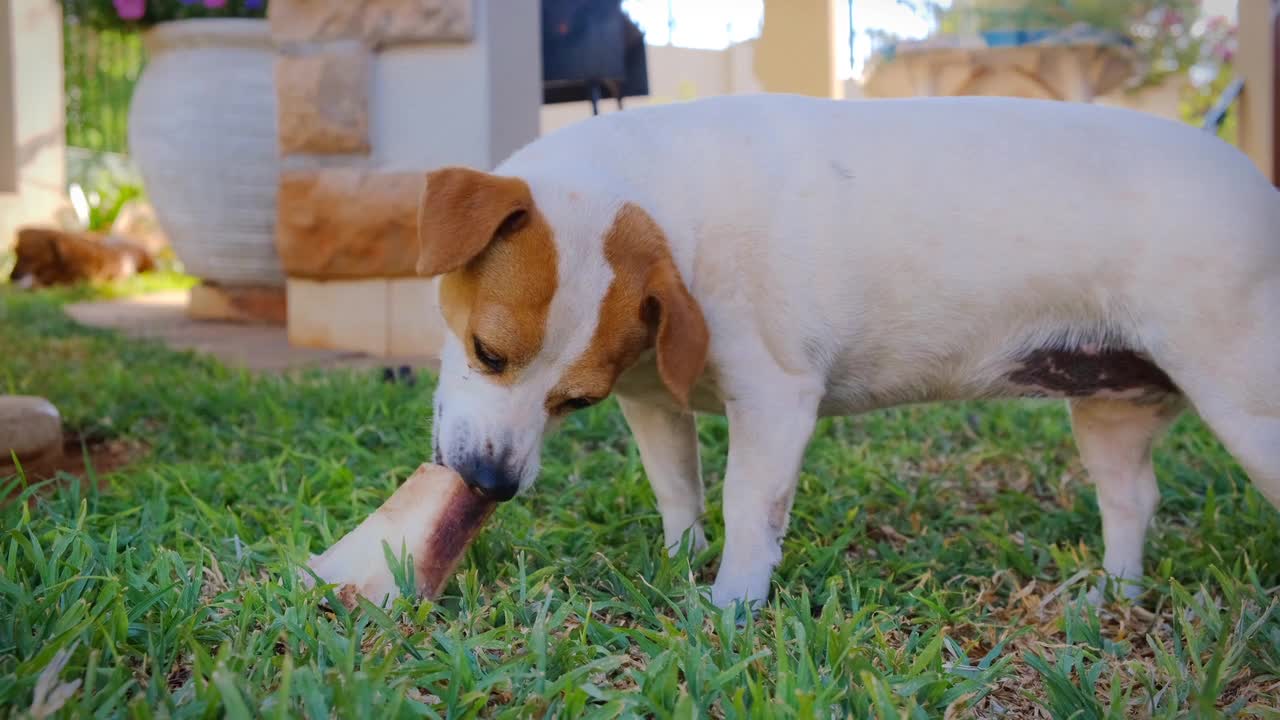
[753, 0, 844, 99]
[1238, 0, 1276, 184]
[268, 0, 541, 358]
[0, 0, 66, 253]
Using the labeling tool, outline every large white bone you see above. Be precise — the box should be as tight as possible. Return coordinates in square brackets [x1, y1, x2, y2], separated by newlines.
[301, 463, 496, 607]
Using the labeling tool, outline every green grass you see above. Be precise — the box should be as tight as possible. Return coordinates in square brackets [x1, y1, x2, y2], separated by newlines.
[2, 284, 1278, 718]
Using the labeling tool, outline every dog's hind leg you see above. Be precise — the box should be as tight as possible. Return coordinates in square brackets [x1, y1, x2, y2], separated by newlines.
[1069, 395, 1184, 602]
[1184, 399, 1280, 511]
[1153, 282, 1280, 512]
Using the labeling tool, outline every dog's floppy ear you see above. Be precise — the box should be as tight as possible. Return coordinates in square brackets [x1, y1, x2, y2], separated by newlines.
[416, 166, 533, 277]
[643, 258, 709, 409]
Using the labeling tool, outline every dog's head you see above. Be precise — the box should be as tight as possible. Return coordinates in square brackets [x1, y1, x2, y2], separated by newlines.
[416, 166, 708, 501]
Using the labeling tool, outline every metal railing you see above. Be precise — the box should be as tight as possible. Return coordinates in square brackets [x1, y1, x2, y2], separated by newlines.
[1201, 76, 1245, 135]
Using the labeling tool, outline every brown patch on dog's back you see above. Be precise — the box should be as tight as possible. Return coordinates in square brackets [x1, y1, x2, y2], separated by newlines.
[417, 168, 558, 381]
[549, 204, 708, 411]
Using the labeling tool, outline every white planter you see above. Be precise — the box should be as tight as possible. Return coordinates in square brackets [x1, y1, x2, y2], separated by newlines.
[128, 19, 283, 286]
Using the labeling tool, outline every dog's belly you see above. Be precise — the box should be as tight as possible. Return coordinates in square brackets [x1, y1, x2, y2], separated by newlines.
[617, 341, 1180, 419]
[818, 344, 1180, 416]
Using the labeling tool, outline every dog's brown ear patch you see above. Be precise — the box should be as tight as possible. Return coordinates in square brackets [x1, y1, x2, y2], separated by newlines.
[644, 257, 709, 408]
[416, 167, 534, 277]
[551, 204, 708, 410]
[424, 167, 559, 380]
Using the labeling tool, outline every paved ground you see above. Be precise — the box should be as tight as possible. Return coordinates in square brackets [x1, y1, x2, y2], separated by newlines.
[65, 291, 439, 374]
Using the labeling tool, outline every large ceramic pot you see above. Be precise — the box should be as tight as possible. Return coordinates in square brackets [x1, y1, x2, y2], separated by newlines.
[128, 19, 283, 286]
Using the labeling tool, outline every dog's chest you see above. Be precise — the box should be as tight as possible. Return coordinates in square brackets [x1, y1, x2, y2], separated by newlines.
[613, 352, 727, 415]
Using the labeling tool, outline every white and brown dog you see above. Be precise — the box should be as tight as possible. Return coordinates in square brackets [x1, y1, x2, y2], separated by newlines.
[415, 94, 1280, 608]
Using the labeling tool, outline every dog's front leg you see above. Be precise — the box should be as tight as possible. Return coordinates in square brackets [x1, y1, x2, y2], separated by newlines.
[618, 395, 708, 556]
[710, 385, 819, 609]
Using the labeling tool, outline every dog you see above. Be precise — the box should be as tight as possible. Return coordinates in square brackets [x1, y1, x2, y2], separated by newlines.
[414, 94, 1280, 608]
[9, 227, 155, 289]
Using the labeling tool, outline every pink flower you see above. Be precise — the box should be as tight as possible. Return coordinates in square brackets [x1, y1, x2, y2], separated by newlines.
[113, 0, 145, 20]
[204, 0, 227, 7]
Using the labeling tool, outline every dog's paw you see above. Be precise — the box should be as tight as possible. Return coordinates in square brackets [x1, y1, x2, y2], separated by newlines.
[1086, 575, 1144, 607]
[710, 571, 770, 611]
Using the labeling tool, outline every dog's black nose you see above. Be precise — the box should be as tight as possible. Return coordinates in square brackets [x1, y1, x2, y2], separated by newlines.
[457, 457, 520, 502]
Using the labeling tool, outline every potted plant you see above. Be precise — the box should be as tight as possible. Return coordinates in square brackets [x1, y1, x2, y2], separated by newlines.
[925, 0, 1209, 90]
[74, 0, 284, 287]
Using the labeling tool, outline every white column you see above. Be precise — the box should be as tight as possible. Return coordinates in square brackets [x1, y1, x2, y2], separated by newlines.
[0, 0, 67, 252]
[1238, 0, 1276, 183]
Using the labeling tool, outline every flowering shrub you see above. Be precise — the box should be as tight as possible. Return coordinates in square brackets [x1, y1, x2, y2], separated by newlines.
[67, 0, 267, 31]
[880, 0, 1236, 92]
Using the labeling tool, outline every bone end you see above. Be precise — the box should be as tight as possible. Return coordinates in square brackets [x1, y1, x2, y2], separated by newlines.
[301, 463, 496, 606]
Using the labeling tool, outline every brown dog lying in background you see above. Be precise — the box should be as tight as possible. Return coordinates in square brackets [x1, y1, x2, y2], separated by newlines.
[9, 227, 155, 288]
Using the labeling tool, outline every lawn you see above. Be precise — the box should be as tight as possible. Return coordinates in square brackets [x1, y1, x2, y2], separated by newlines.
[2, 284, 1278, 718]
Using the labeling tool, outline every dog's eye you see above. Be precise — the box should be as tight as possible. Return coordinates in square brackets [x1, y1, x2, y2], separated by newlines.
[472, 336, 507, 373]
[559, 396, 598, 413]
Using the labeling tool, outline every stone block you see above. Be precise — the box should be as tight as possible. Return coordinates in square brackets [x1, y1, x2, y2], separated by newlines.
[287, 278, 389, 355]
[0, 396, 61, 464]
[269, 0, 473, 48]
[388, 278, 446, 358]
[360, 0, 474, 47]
[276, 50, 371, 156]
[187, 282, 288, 326]
[276, 169, 423, 279]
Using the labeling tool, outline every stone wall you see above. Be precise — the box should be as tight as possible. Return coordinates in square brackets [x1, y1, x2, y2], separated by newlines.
[268, 0, 539, 358]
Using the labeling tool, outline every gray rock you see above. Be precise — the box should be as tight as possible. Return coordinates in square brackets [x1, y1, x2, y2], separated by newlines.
[0, 396, 62, 462]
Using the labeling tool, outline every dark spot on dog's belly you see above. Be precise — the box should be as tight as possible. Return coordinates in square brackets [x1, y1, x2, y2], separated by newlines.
[1006, 347, 1178, 400]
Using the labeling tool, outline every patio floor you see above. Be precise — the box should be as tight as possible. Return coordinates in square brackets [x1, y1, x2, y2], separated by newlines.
[64, 291, 439, 374]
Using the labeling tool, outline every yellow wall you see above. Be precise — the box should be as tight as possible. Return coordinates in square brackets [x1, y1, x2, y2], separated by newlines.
[539, 42, 763, 136]
[1237, 0, 1275, 182]
[752, 0, 843, 99]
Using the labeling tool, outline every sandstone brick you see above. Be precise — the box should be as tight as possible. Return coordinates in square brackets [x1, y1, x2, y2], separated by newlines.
[269, 0, 362, 45]
[276, 50, 371, 156]
[269, 0, 473, 48]
[287, 278, 389, 356]
[276, 169, 424, 279]
[187, 282, 288, 326]
[360, 0, 474, 47]
[388, 278, 446, 358]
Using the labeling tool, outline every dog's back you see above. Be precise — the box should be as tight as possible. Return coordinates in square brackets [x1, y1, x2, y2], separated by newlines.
[511, 94, 1278, 399]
